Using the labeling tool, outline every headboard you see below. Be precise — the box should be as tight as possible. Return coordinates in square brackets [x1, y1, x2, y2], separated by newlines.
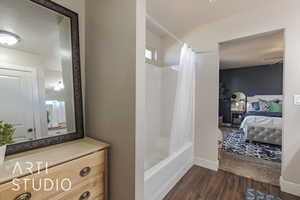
[247, 95, 283, 102]
[247, 95, 283, 112]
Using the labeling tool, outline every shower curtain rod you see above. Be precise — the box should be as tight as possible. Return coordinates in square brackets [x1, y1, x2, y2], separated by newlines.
[146, 15, 214, 54]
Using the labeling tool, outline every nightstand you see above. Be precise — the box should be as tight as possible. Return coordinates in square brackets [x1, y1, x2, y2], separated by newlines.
[231, 111, 245, 128]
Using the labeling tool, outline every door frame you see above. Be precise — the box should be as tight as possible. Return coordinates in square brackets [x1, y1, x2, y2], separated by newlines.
[216, 29, 285, 174]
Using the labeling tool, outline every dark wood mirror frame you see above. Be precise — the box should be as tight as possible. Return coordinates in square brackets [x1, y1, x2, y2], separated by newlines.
[6, 0, 84, 155]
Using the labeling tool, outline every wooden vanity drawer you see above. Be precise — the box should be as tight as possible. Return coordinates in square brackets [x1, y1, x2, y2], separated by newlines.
[0, 150, 105, 200]
[52, 175, 104, 200]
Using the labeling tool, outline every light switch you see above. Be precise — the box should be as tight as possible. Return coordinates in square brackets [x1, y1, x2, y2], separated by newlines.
[294, 95, 300, 105]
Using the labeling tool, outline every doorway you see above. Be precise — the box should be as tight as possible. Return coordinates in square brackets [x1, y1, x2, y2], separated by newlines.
[218, 30, 285, 186]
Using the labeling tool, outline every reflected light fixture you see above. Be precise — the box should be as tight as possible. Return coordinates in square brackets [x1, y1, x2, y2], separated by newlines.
[54, 81, 64, 91]
[0, 30, 21, 46]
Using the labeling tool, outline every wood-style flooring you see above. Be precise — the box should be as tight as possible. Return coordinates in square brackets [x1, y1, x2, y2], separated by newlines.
[163, 166, 300, 200]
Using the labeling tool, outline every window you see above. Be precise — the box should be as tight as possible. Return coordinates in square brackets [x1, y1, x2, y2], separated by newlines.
[145, 49, 152, 60]
[145, 47, 158, 65]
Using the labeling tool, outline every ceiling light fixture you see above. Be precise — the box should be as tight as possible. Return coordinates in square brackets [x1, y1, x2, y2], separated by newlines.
[209, 0, 217, 3]
[0, 30, 21, 46]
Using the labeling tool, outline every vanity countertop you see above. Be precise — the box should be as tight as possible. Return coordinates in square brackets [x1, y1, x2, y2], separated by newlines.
[0, 137, 109, 184]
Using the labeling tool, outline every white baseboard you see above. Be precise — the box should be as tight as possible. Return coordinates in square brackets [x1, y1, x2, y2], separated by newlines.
[153, 160, 193, 200]
[280, 176, 300, 197]
[194, 157, 219, 171]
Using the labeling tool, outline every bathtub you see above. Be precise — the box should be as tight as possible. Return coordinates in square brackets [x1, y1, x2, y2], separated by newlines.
[144, 142, 194, 200]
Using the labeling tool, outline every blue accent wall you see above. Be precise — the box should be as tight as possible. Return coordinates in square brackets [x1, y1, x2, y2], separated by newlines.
[219, 63, 283, 123]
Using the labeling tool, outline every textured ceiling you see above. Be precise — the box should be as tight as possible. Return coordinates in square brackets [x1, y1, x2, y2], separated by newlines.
[220, 30, 284, 69]
[147, 0, 279, 38]
[0, 0, 68, 71]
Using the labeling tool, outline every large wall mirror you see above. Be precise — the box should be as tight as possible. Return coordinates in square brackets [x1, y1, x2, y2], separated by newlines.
[0, 0, 84, 155]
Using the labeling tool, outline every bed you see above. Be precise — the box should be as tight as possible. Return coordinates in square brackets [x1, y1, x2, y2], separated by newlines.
[240, 95, 283, 146]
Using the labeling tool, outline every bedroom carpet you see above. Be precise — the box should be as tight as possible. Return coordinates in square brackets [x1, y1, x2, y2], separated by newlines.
[223, 131, 282, 162]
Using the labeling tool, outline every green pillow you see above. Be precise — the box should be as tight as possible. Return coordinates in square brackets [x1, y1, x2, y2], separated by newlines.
[269, 101, 282, 112]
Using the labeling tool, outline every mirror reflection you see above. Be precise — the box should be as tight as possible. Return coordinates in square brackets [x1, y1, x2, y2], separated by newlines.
[0, 0, 75, 144]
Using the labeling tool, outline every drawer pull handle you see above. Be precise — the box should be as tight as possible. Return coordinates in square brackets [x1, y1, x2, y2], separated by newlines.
[80, 167, 91, 177]
[79, 191, 90, 200]
[15, 192, 32, 200]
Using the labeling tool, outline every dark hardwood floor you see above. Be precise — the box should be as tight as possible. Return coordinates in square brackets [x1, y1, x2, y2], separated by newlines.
[163, 166, 300, 200]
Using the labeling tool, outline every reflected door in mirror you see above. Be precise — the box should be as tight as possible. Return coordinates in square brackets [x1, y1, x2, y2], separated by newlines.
[0, 68, 35, 143]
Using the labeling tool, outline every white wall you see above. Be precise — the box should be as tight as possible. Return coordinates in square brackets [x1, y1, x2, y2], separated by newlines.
[147, 30, 160, 48]
[162, 36, 181, 67]
[174, 0, 300, 194]
[194, 53, 219, 170]
[136, 1, 146, 199]
[134, 0, 146, 200]
[85, 0, 145, 199]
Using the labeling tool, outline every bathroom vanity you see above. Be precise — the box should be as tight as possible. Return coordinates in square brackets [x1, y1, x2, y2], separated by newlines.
[0, 1, 111, 199]
[0, 138, 109, 200]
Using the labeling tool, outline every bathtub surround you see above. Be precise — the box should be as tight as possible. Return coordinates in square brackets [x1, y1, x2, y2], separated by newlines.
[145, 143, 193, 200]
[85, 0, 146, 200]
[144, 44, 195, 200]
[145, 64, 175, 170]
[144, 63, 194, 200]
[145, 64, 163, 170]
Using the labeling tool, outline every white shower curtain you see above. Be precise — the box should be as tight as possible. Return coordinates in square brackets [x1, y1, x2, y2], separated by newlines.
[169, 44, 196, 154]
